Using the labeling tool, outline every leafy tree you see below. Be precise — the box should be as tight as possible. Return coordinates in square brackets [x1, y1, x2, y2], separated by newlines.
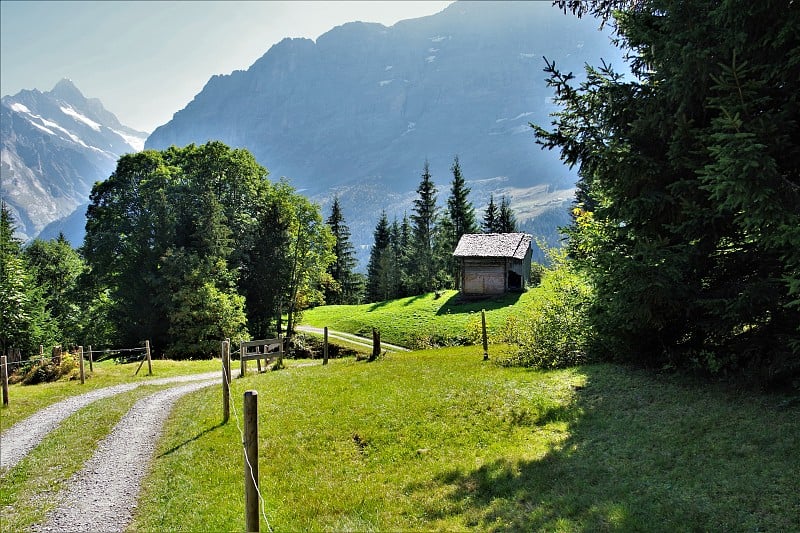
[497, 196, 518, 233]
[483, 194, 499, 233]
[23, 234, 85, 345]
[410, 161, 441, 294]
[0, 204, 56, 356]
[324, 197, 360, 304]
[536, 0, 800, 381]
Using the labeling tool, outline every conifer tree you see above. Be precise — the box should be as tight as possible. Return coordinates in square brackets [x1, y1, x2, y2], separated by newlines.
[325, 197, 360, 304]
[497, 196, 518, 233]
[410, 161, 440, 294]
[538, 0, 800, 380]
[366, 211, 393, 302]
[443, 156, 478, 287]
[483, 194, 499, 233]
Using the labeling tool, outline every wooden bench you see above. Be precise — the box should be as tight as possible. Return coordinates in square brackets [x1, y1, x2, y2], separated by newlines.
[240, 336, 283, 377]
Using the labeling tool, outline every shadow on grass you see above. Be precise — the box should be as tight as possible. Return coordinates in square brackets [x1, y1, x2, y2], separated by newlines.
[435, 291, 523, 316]
[157, 421, 226, 458]
[406, 365, 800, 531]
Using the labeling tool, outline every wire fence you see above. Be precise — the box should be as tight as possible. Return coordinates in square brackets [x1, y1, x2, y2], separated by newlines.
[221, 344, 274, 533]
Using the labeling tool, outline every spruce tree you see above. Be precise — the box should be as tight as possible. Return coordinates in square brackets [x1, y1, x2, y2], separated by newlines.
[410, 161, 440, 294]
[483, 194, 499, 233]
[442, 156, 478, 287]
[366, 211, 392, 302]
[325, 197, 359, 304]
[497, 196, 518, 233]
[538, 0, 800, 380]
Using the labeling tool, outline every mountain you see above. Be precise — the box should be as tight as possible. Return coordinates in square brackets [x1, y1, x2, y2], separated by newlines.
[146, 1, 625, 260]
[1, 79, 147, 243]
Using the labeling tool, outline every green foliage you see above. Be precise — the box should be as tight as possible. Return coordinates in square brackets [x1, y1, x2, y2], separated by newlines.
[324, 197, 361, 304]
[20, 352, 78, 385]
[83, 142, 333, 357]
[0, 204, 57, 356]
[410, 161, 441, 294]
[496, 249, 595, 368]
[535, 0, 800, 383]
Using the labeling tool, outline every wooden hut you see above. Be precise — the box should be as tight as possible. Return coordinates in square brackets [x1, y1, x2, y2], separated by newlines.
[452, 233, 533, 296]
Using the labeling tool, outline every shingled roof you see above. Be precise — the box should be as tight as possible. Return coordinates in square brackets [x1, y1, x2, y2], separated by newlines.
[452, 233, 532, 260]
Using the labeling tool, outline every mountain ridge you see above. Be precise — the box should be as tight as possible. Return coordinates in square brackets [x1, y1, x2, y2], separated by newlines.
[1, 78, 147, 242]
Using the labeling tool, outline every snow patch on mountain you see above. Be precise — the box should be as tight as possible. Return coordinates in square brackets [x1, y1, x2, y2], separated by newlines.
[60, 105, 102, 131]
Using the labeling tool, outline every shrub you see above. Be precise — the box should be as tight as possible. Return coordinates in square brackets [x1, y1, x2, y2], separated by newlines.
[496, 249, 595, 369]
[21, 352, 79, 385]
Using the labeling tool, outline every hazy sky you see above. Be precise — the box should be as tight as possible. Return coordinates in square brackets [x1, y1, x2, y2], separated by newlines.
[1, 1, 453, 132]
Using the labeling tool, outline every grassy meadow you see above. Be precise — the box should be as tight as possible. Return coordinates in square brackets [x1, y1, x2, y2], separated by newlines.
[300, 289, 533, 348]
[131, 350, 800, 532]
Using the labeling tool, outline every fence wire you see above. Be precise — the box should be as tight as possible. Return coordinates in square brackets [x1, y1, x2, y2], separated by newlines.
[222, 354, 274, 533]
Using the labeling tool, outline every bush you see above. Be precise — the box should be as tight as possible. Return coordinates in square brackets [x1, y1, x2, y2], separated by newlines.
[496, 249, 595, 369]
[21, 352, 79, 385]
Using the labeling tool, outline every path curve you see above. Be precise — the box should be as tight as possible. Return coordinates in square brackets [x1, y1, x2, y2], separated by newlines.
[34, 379, 217, 533]
[296, 325, 410, 352]
[1, 370, 228, 470]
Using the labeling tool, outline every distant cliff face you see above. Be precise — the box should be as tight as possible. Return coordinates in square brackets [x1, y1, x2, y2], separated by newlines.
[146, 1, 623, 200]
[1, 79, 147, 242]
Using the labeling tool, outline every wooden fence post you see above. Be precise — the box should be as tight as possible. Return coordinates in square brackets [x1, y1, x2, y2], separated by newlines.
[78, 346, 85, 384]
[87, 345, 93, 372]
[1, 355, 9, 407]
[52, 345, 62, 366]
[240, 341, 246, 378]
[323, 327, 329, 365]
[222, 340, 231, 424]
[145, 340, 152, 375]
[481, 309, 489, 361]
[243, 390, 260, 532]
[39, 345, 44, 364]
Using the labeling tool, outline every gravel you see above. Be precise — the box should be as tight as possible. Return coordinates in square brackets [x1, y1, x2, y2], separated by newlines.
[33, 379, 218, 533]
[0, 370, 223, 470]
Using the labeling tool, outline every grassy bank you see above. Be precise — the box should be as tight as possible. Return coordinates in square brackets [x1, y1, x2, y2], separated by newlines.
[300, 289, 534, 348]
[132, 350, 800, 531]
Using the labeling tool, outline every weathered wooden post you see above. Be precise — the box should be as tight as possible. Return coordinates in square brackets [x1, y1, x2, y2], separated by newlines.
[222, 340, 231, 424]
[240, 341, 246, 378]
[87, 345, 93, 372]
[145, 340, 152, 375]
[39, 345, 44, 364]
[52, 345, 62, 366]
[323, 327, 329, 365]
[481, 309, 489, 361]
[1, 355, 9, 406]
[243, 390, 260, 532]
[78, 346, 85, 384]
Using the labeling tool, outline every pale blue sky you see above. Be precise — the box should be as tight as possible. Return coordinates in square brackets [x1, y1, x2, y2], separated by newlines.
[1, 1, 453, 132]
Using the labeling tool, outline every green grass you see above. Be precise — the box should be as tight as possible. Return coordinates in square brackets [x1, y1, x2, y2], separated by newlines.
[301, 289, 534, 348]
[132, 351, 800, 532]
[0, 358, 221, 430]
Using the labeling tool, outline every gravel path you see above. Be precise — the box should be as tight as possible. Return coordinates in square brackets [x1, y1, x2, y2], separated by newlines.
[33, 379, 218, 533]
[296, 325, 410, 352]
[0, 370, 224, 470]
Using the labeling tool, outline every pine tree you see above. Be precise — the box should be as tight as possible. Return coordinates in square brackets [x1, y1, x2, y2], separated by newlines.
[442, 156, 478, 287]
[366, 211, 393, 302]
[497, 196, 518, 233]
[325, 197, 360, 304]
[483, 194, 499, 233]
[410, 161, 440, 294]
